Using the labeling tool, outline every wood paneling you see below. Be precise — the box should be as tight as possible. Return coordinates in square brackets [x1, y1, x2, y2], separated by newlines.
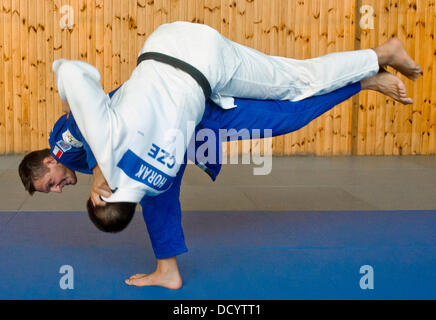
[0, 0, 434, 155]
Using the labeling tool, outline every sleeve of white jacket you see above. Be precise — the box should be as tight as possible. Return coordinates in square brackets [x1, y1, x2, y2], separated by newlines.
[52, 59, 114, 185]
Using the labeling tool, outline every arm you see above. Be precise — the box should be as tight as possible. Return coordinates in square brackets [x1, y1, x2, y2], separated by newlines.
[53, 59, 114, 186]
[90, 165, 112, 207]
[72, 121, 108, 205]
[64, 86, 120, 205]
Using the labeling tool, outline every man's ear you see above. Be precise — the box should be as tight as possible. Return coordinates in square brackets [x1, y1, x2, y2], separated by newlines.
[42, 155, 57, 166]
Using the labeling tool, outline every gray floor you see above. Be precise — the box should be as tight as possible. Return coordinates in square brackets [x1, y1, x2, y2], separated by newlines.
[1, 154, 435, 212]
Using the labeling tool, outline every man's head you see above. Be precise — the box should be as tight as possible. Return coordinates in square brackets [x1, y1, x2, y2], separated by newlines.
[19, 149, 78, 194]
[87, 199, 136, 233]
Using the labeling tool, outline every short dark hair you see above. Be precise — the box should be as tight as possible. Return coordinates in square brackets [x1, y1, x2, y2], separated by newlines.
[18, 149, 52, 195]
[87, 199, 136, 233]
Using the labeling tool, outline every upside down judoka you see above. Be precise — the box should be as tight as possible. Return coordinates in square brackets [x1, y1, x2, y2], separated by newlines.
[53, 21, 381, 207]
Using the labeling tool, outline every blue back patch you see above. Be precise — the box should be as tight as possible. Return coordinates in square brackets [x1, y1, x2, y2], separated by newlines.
[117, 149, 173, 193]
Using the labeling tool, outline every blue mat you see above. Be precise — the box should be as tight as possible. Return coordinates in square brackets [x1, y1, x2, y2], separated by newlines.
[0, 210, 435, 300]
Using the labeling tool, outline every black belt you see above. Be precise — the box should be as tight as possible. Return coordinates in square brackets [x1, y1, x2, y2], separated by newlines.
[137, 52, 212, 99]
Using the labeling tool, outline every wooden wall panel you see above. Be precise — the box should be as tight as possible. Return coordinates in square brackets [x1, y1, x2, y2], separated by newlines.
[358, 0, 435, 155]
[0, 0, 434, 155]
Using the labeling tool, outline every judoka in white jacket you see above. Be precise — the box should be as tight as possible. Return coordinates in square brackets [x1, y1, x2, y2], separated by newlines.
[53, 21, 379, 204]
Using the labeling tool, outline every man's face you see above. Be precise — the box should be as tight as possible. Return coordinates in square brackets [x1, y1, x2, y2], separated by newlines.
[33, 157, 77, 193]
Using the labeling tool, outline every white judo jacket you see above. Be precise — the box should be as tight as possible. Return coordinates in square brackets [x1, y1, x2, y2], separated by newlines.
[53, 22, 242, 203]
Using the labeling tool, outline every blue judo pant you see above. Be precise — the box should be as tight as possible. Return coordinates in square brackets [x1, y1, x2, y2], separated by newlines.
[140, 82, 361, 259]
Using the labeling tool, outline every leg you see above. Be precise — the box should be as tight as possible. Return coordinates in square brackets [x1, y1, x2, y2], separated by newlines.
[218, 39, 379, 102]
[124, 163, 188, 289]
[208, 71, 411, 147]
[217, 37, 420, 103]
[206, 82, 362, 139]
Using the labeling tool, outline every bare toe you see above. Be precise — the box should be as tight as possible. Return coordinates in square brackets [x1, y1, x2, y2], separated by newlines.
[129, 273, 147, 280]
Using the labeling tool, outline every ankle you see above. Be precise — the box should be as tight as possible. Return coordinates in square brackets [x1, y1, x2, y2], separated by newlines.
[361, 77, 377, 91]
[156, 257, 179, 274]
[373, 46, 390, 66]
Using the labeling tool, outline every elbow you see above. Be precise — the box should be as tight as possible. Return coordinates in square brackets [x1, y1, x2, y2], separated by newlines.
[53, 59, 82, 82]
[52, 59, 67, 74]
[55, 60, 79, 79]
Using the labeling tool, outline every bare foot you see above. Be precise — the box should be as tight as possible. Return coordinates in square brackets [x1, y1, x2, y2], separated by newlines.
[125, 270, 183, 289]
[361, 69, 414, 105]
[373, 38, 422, 81]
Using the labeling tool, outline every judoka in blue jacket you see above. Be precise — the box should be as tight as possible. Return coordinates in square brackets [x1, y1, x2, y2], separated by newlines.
[49, 82, 361, 259]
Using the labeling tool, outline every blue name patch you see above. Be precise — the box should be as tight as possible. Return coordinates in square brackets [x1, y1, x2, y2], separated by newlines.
[56, 140, 72, 152]
[117, 150, 173, 193]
